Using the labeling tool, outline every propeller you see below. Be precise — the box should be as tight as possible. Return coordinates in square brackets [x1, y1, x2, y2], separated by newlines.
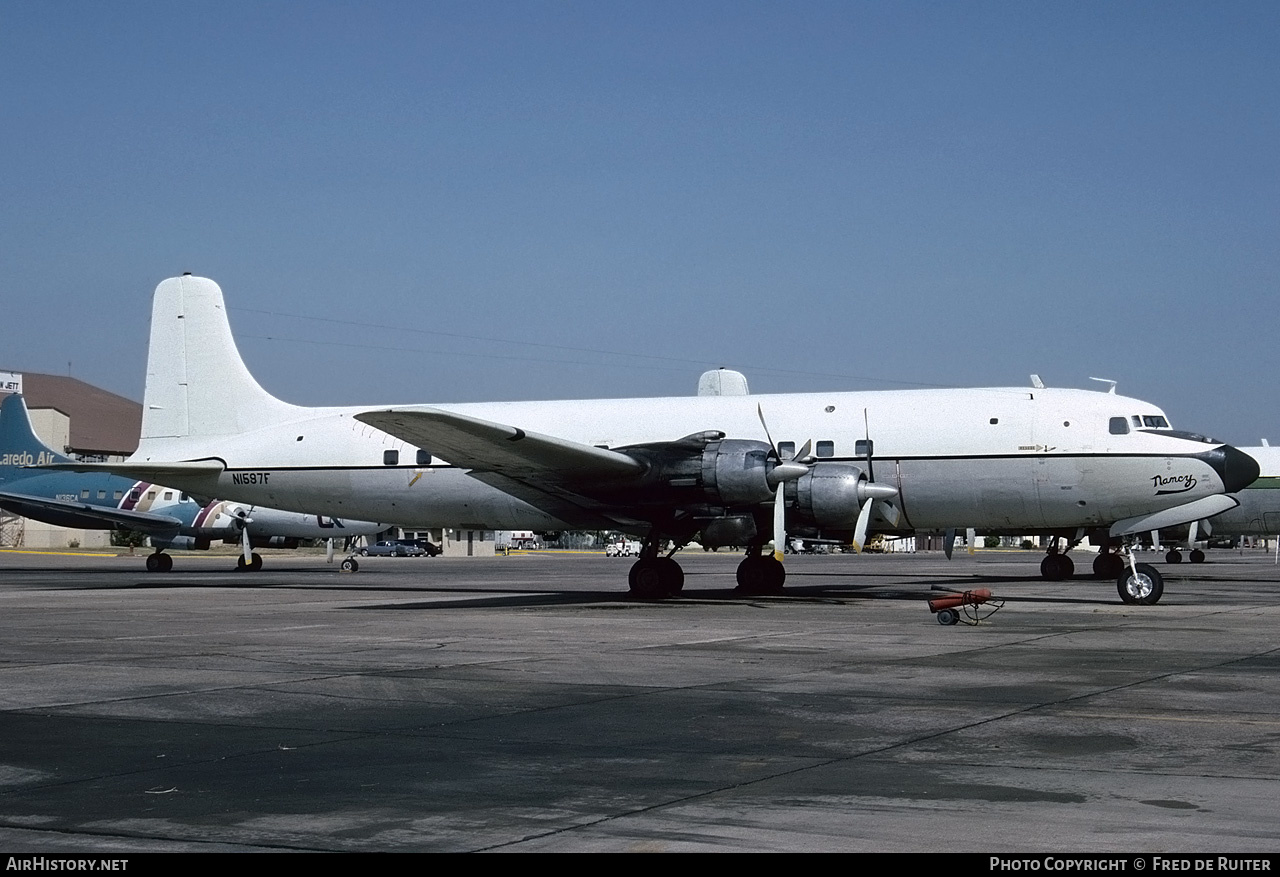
[851, 409, 900, 553]
[757, 404, 812, 561]
[235, 508, 254, 566]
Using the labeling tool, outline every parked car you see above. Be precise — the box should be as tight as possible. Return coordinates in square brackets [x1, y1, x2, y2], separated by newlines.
[605, 540, 641, 557]
[405, 539, 442, 556]
[360, 540, 428, 557]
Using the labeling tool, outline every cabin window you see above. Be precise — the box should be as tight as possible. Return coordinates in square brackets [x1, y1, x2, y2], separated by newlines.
[163, 491, 173, 500]
[80, 489, 89, 499]
[817, 440, 835, 458]
[114, 491, 123, 500]
[778, 441, 795, 459]
[854, 439, 872, 457]
[989, 418, 998, 425]
[1109, 417, 1130, 435]
[146, 491, 156, 500]
[416, 449, 432, 466]
[383, 450, 399, 466]
[97, 490, 106, 499]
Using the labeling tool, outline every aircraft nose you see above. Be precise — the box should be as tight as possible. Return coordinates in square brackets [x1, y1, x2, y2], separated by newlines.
[1196, 445, 1261, 493]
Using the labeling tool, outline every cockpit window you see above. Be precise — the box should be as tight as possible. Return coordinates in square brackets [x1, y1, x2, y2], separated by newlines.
[1142, 415, 1170, 429]
[1108, 417, 1129, 435]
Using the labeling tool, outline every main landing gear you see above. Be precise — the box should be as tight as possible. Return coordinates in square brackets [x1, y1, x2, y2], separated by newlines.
[1092, 548, 1125, 579]
[627, 538, 685, 599]
[145, 552, 173, 573]
[235, 552, 263, 572]
[735, 544, 785, 596]
[1165, 548, 1206, 564]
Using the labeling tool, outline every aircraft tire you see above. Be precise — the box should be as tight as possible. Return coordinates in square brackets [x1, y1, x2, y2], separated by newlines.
[735, 556, 785, 596]
[1190, 549, 1206, 563]
[1092, 553, 1123, 579]
[1166, 550, 1182, 564]
[1117, 563, 1163, 605]
[628, 558, 668, 599]
[1040, 553, 1073, 581]
[145, 553, 163, 573]
[657, 557, 684, 595]
[341, 558, 359, 572]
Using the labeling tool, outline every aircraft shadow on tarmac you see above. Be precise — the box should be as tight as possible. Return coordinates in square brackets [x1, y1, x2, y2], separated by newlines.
[48, 567, 1137, 609]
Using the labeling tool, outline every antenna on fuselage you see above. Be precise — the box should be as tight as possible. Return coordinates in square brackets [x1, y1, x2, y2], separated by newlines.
[1089, 377, 1118, 394]
[1030, 375, 1045, 389]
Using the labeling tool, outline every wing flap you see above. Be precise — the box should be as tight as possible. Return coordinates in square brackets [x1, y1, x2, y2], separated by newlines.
[355, 408, 645, 481]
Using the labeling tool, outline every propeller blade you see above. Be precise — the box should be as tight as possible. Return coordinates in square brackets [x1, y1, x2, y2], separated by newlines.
[852, 498, 875, 554]
[879, 500, 901, 528]
[241, 524, 253, 565]
[1187, 519, 1199, 549]
[757, 403, 778, 456]
[793, 439, 812, 463]
[1202, 518, 1212, 538]
[966, 528, 976, 556]
[326, 537, 335, 564]
[944, 528, 956, 560]
[773, 482, 786, 562]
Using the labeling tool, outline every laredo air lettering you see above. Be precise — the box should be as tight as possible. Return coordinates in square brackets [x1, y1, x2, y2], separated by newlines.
[0, 451, 58, 467]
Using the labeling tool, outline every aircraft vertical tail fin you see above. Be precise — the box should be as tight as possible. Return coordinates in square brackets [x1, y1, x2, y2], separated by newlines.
[0, 394, 70, 481]
[141, 275, 302, 443]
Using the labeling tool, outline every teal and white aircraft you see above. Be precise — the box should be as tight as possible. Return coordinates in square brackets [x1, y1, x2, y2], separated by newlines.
[52, 275, 1260, 603]
[1, 392, 385, 571]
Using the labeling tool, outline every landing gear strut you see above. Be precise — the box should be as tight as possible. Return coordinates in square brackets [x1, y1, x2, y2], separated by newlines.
[1116, 540, 1164, 605]
[735, 544, 785, 596]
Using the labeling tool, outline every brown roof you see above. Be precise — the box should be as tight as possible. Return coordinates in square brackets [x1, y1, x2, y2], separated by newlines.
[9, 372, 141, 456]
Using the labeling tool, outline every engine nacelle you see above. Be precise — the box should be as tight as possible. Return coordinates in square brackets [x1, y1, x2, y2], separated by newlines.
[152, 535, 210, 551]
[612, 434, 778, 510]
[793, 464, 867, 528]
[701, 515, 759, 549]
[700, 439, 775, 506]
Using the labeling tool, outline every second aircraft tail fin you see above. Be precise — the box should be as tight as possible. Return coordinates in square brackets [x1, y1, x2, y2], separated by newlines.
[0, 393, 70, 483]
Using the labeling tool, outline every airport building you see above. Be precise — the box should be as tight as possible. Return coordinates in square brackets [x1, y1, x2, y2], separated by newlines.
[0, 371, 140, 549]
[0, 370, 497, 555]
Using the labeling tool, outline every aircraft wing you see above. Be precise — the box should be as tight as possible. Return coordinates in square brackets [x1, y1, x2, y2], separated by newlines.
[0, 490, 184, 533]
[355, 408, 646, 481]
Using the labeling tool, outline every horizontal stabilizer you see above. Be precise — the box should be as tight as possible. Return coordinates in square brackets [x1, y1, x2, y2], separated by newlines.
[0, 490, 184, 533]
[355, 408, 645, 481]
[1109, 494, 1240, 537]
[38, 459, 226, 486]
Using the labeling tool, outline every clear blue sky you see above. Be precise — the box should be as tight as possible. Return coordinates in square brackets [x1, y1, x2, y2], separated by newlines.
[2, 1, 1276, 443]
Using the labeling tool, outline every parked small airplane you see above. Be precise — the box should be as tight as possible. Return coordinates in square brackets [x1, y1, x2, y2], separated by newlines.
[0, 392, 385, 570]
[50, 275, 1259, 603]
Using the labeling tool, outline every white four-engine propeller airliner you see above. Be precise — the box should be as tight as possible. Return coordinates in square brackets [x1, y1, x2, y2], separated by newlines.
[50, 275, 1259, 604]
